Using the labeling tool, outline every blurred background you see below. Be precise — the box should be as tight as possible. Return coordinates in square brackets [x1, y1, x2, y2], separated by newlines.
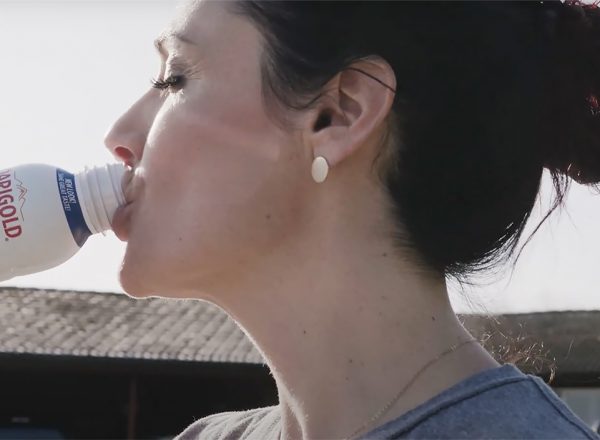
[0, 0, 599, 314]
[0, 0, 177, 294]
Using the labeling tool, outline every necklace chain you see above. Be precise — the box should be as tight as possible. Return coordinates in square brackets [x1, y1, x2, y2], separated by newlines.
[343, 338, 479, 440]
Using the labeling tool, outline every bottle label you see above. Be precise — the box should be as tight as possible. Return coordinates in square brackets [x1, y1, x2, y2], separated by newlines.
[0, 169, 25, 241]
[56, 169, 91, 247]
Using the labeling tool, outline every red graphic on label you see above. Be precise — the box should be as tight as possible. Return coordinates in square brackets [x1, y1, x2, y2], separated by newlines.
[0, 169, 26, 240]
[15, 175, 27, 221]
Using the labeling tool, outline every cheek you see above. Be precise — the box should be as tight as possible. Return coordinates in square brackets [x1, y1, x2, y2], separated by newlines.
[127, 93, 310, 289]
[148, 95, 286, 212]
[145, 47, 289, 197]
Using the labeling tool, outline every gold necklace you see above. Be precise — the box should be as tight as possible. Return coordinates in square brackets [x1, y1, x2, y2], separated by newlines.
[343, 338, 479, 440]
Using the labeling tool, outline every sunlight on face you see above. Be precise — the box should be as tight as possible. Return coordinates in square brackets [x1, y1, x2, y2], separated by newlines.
[104, 0, 311, 299]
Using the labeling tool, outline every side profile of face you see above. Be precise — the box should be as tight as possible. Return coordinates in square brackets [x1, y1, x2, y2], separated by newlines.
[104, 0, 313, 298]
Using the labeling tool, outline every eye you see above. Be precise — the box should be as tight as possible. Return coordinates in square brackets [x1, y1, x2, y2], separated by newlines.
[150, 74, 186, 93]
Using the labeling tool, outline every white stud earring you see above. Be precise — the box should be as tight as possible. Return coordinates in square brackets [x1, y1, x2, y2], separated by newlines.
[311, 156, 329, 183]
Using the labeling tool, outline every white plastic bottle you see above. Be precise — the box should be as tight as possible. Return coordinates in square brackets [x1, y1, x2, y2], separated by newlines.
[0, 163, 126, 282]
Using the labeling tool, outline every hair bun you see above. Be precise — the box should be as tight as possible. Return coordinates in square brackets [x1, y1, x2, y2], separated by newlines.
[539, 0, 600, 185]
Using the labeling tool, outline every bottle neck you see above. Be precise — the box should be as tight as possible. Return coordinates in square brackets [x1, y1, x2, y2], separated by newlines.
[75, 163, 126, 235]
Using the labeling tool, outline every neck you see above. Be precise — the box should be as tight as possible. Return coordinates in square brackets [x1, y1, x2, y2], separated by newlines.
[199, 183, 499, 439]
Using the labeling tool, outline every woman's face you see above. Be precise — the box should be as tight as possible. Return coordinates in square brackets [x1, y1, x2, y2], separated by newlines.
[104, 0, 311, 298]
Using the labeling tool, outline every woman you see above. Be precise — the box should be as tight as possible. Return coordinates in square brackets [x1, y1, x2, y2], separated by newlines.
[105, 0, 600, 438]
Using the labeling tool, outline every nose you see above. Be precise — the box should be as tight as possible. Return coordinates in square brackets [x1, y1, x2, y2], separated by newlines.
[104, 91, 157, 168]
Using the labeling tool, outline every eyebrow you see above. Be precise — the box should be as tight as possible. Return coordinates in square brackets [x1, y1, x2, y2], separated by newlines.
[153, 31, 198, 55]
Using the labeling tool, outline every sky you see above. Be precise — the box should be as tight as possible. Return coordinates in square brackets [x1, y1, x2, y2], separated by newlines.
[0, 1, 599, 315]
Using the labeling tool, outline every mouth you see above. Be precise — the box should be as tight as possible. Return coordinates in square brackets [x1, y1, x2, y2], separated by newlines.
[111, 202, 134, 242]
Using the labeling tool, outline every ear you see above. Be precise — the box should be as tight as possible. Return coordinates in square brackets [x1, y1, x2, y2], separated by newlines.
[304, 57, 396, 173]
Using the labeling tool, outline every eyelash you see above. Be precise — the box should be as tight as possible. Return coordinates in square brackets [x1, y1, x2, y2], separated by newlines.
[150, 74, 186, 93]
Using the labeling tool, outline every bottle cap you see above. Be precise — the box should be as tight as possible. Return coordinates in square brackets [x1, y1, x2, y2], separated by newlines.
[76, 163, 126, 235]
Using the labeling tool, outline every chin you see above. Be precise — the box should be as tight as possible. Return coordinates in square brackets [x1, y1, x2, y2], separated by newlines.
[117, 251, 189, 299]
[117, 246, 161, 298]
[117, 231, 224, 300]
[118, 269, 153, 298]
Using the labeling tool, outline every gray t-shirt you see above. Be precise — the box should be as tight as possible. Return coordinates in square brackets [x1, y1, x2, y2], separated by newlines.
[173, 363, 600, 439]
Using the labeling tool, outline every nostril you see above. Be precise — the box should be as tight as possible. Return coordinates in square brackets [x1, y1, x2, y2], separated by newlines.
[114, 146, 136, 169]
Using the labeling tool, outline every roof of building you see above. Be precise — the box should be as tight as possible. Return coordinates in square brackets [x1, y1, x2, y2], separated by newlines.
[0, 287, 598, 382]
[0, 287, 263, 364]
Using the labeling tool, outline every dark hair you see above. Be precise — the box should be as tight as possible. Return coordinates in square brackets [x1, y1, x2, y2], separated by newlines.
[227, 0, 600, 283]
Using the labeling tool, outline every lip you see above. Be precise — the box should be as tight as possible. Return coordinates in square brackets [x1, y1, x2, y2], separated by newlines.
[112, 202, 134, 242]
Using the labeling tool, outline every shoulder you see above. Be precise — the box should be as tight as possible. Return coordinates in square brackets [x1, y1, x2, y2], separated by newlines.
[362, 364, 600, 439]
[173, 405, 280, 440]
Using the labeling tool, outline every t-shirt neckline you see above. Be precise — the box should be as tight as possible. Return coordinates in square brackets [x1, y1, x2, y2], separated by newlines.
[359, 363, 525, 438]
